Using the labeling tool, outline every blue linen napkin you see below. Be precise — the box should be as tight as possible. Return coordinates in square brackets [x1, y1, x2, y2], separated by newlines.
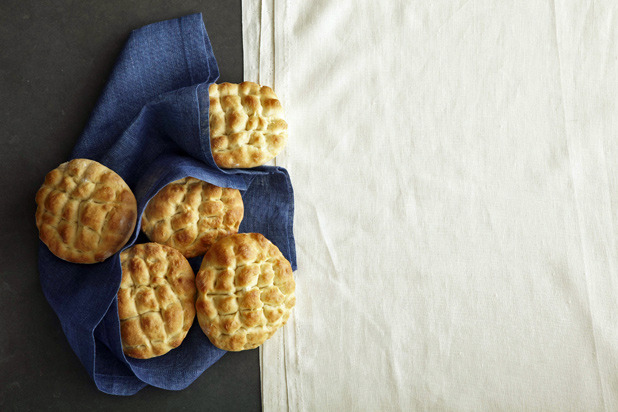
[38, 13, 296, 396]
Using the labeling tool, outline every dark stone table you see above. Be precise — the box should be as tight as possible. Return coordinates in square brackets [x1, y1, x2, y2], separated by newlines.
[0, 1, 261, 410]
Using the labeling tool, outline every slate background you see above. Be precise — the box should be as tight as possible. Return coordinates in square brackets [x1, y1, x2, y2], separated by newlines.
[0, 1, 261, 410]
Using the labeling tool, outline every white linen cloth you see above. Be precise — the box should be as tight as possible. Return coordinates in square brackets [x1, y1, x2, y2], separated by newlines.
[242, 1, 618, 410]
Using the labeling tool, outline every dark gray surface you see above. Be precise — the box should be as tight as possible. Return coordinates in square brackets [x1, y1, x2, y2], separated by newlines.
[0, 1, 261, 410]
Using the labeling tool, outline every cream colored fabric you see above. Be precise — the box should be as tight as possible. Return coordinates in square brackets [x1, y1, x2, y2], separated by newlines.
[244, 1, 618, 410]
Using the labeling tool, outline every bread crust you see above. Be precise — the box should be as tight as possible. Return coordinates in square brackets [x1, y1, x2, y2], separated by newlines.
[141, 177, 244, 258]
[118, 243, 197, 359]
[195, 233, 295, 351]
[35, 158, 137, 264]
[208, 82, 288, 168]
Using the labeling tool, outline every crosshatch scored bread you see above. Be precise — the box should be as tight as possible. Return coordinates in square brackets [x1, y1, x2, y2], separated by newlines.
[209, 82, 288, 168]
[35, 158, 137, 264]
[141, 177, 244, 258]
[195, 233, 295, 351]
[118, 243, 197, 359]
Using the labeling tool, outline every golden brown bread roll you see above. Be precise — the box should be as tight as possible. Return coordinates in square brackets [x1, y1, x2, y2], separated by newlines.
[118, 243, 196, 359]
[209, 82, 288, 168]
[141, 177, 244, 258]
[195, 233, 295, 351]
[35, 158, 137, 264]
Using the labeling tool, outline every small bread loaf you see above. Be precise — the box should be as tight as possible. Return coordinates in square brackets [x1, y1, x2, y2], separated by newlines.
[35, 158, 137, 264]
[209, 82, 288, 168]
[118, 243, 197, 359]
[141, 177, 244, 258]
[195, 233, 295, 351]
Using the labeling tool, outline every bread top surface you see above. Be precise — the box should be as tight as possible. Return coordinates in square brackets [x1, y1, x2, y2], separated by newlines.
[195, 233, 295, 351]
[118, 243, 197, 359]
[141, 177, 244, 258]
[208, 81, 288, 169]
[35, 158, 137, 264]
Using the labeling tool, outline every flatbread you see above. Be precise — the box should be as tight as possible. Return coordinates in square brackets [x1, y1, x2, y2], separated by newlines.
[141, 177, 244, 258]
[35, 158, 137, 263]
[195, 233, 296, 351]
[209, 82, 288, 168]
[118, 243, 196, 359]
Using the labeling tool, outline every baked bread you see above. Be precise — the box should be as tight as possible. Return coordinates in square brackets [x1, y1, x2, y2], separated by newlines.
[195, 233, 295, 351]
[35, 158, 137, 264]
[209, 82, 288, 168]
[141, 177, 244, 258]
[118, 243, 197, 359]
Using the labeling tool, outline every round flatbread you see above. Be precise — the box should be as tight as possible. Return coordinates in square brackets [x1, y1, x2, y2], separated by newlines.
[195, 233, 295, 351]
[141, 177, 244, 258]
[35, 158, 137, 264]
[208, 81, 288, 168]
[118, 243, 197, 359]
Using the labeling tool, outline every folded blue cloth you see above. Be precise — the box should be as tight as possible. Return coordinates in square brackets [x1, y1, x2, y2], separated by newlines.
[38, 13, 296, 396]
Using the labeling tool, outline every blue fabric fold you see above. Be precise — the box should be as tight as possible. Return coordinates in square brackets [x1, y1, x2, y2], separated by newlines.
[38, 13, 296, 395]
